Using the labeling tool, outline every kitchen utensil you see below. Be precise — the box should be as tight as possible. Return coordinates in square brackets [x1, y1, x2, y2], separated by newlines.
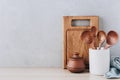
[91, 26, 97, 49]
[97, 31, 106, 49]
[81, 30, 96, 50]
[104, 31, 119, 49]
[81, 31, 93, 44]
[91, 26, 97, 36]
[67, 52, 85, 73]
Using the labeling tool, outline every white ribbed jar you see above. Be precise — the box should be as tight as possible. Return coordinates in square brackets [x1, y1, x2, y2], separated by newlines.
[89, 48, 110, 75]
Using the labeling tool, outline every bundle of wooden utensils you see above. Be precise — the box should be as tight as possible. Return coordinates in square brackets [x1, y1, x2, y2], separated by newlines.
[81, 26, 119, 50]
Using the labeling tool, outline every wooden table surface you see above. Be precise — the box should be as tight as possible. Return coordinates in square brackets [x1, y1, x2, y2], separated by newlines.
[0, 68, 117, 80]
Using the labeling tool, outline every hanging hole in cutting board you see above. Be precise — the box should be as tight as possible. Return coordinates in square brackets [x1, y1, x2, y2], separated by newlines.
[71, 19, 90, 27]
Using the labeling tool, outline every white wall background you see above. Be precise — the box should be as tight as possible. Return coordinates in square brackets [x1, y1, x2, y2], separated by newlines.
[0, 0, 120, 67]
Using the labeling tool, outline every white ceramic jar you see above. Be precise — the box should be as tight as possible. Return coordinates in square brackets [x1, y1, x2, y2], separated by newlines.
[89, 48, 110, 75]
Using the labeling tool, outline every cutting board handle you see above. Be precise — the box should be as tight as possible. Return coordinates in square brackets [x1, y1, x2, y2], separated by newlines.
[64, 16, 98, 30]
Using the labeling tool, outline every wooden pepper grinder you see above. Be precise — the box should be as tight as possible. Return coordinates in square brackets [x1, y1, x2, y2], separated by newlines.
[67, 52, 86, 73]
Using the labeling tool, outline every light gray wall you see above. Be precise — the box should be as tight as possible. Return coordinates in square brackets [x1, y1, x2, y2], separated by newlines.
[0, 0, 120, 67]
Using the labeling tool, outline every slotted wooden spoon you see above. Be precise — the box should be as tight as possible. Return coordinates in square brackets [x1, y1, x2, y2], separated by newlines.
[81, 30, 94, 48]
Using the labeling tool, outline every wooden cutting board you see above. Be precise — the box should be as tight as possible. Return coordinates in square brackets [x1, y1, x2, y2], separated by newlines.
[63, 16, 99, 69]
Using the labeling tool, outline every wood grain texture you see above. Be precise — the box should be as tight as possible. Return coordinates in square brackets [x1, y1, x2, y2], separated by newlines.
[63, 16, 99, 69]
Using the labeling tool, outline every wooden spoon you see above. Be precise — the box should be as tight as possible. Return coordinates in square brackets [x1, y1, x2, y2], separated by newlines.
[81, 31, 94, 48]
[91, 26, 97, 36]
[97, 31, 106, 49]
[91, 26, 97, 49]
[104, 31, 119, 49]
